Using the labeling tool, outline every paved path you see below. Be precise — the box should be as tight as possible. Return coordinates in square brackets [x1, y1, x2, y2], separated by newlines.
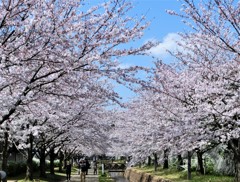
[8, 168, 99, 182]
[66, 168, 99, 182]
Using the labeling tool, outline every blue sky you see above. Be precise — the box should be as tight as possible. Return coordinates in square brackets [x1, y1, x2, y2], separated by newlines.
[85, 0, 189, 102]
[115, 0, 187, 101]
[131, 0, 184, 41]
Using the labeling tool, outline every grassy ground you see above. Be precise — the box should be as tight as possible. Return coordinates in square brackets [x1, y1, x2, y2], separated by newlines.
[7, 168, 69, 182]
[136, 166, 234, 182]
[98, 171, 114, 182]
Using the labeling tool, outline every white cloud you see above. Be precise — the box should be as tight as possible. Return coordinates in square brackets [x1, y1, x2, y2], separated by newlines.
[148, 33, 182, 58]
[117, 63, 133, 69]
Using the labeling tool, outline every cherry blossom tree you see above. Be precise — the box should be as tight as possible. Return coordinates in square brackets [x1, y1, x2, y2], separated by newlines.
[98, 0, 239, 181]
[8, 76, 116, 178]
[0, 0, 156, 177]
[0, 0, 155, 126]
[166, 0, 239, 179]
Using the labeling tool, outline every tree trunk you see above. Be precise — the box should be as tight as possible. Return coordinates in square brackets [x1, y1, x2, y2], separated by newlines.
[235, 156, 240, 182]
[39, 145, 47, 178]
[187, 151, 192, 180]
[49, 147, 55, 175]
[147, 156, 152, 166]
[229, 138, 240, 182]
[177, 154, 183, 171]
[59, 151, 64, 172]
[153, 153, 158, 172]
[163, 149, 169, 169]
[2, 131, 9, 172]
[26, 133, 34, 180]
[197, 151, 204, 175]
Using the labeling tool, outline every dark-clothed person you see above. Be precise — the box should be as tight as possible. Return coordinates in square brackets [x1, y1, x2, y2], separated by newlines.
[93, 160, 98, 175]
[65, 160, 72, 181]
[85, 159, 90, 175]
[79, 159, 87, 182]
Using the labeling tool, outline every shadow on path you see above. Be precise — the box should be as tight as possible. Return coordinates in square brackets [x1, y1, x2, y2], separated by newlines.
[63, 168, 99, 182]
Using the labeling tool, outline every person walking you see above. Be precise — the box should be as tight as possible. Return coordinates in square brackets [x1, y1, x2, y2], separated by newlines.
[85, 159, 90, 175]
[65, 159, 72, 182]
[93, 160, 98, 175]
[79, 158, 87, 182]
[0, 171, 7, 182]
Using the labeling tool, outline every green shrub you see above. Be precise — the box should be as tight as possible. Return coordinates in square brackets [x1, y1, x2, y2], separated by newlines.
[205, 157, 215, 174]
[7, 160, 39, 177]
[7, 161, 26, 177]
[54, 160, 60, 167]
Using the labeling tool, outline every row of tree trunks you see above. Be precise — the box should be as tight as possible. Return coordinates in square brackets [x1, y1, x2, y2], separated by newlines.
[152, 151, 169, 172]
[153, 148, 238, 182]
[0, 124, 65, 180]
[3, 138, 240, 182]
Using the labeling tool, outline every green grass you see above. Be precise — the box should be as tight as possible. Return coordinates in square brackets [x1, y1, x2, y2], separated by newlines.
[98, 171, 114, 182]
[8, 168, 68, 182]
[136, 166, 234, 182]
